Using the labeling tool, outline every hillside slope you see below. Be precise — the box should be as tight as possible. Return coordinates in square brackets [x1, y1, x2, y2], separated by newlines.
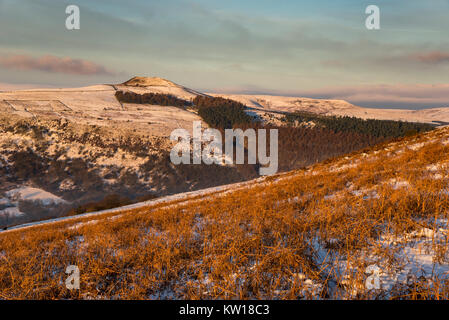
[212, 93, 449, 125]
[1, 127, 449, 299]
[3, 77, 434, 229]
[2, 77, 449, 131]
[0, 80, 202, 137]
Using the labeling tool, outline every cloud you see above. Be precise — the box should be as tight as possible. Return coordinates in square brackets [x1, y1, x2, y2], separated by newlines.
[410, 51, 449, 64]
[0, 54, 115, 75]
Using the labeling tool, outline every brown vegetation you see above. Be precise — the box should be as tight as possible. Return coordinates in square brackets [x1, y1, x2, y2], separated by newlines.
[1, 127, 449, 299]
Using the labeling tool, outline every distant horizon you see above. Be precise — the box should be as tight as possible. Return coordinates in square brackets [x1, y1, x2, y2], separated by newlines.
[204, 87, 449, 111]
[0, 76, 447, 111]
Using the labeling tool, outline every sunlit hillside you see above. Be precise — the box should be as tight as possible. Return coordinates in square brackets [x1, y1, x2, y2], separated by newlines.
[2, 78, 435, 229]
[1, 126, 449, 299]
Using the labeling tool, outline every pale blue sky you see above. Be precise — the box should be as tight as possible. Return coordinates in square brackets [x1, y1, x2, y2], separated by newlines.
[1, 0, 449, 108]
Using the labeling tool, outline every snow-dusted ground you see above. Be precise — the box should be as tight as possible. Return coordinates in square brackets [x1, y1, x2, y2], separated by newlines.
[334, 222, 449, 298]
[210, 93, 449, 125]
[0, 173, 279, 233]
[2, 78, 449, 299]
[6, 187, 67, 205]
[0, 206, 24, 218]
[0, 80, 202, 137]
[0, 186, 68, 224]
[373, 224, 449, 293]
[2, 77, 449, 139]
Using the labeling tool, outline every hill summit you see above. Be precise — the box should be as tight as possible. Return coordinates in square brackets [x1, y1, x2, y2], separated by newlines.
[122, 76, 180, 88]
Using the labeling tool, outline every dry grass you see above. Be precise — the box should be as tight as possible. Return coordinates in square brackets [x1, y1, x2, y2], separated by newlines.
[1, 128, 449, 300]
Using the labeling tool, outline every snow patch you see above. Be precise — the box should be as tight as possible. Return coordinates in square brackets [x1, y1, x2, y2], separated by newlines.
[6, 187, 67, 205]
[387, 179, 410, 190]
[407, 142, 426, 151]
[0, 206, 25, 218]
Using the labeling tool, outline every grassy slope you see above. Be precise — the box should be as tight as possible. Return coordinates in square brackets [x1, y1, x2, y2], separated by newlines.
[1, 128, 449, 299]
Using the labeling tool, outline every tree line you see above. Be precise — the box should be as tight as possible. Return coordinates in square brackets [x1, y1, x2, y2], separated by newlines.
[281, 111, 435, 138]
[193, 96, 253, 129]
[115, 91, 189, 108]
[115, 92, 252, 129]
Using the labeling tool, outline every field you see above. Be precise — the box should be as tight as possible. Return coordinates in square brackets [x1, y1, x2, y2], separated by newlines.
[1, 126, 449, 299]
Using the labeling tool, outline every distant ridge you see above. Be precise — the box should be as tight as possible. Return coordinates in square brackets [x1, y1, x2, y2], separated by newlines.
[1, 76, 449, 124]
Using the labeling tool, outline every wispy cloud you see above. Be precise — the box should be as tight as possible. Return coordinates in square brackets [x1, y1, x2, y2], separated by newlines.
[410, 51, 449, 64]
[0, 54, 115, 75]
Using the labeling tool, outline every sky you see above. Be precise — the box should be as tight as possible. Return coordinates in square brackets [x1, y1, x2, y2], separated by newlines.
[0, 0, 449, 109]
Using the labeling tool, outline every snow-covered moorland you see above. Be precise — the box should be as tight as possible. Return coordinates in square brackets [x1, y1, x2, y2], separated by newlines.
[1, 126, 449, 299]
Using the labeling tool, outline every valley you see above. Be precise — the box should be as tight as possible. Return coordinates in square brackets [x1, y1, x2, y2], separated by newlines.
[1, 123, 449, 299]
[0, 76, 442, 230]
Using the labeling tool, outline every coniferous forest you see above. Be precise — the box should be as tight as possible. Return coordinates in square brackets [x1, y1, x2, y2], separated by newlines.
[281, 111, 435, 138]
[193, 96, 253, 129]
[113, 91, 436, 173]
[115, 91, 189, 108]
